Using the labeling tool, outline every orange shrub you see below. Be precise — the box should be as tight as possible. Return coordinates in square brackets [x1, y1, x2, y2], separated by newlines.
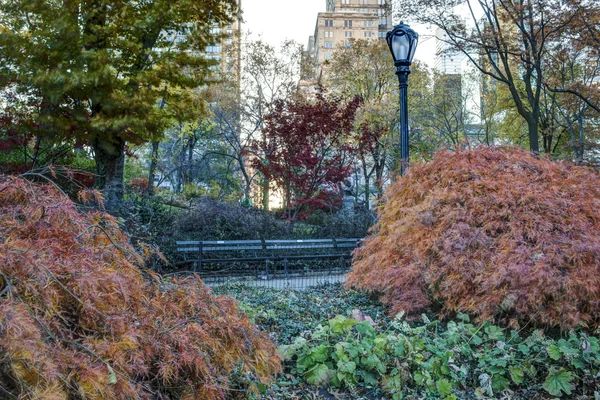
[0, 176, 280, 399]
[347, 147, 600, 330]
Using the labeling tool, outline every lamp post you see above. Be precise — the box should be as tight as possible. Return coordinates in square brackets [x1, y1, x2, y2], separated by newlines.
[386, 22, 418, 176]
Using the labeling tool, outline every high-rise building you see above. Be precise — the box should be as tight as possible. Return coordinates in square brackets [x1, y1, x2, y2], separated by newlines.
[433, 27, 466, 75]
[304, 0, 392, 80]
[163, 2, 242, 81]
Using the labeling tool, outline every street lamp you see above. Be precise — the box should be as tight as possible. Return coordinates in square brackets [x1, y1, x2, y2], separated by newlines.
[386, 22, 418, 176]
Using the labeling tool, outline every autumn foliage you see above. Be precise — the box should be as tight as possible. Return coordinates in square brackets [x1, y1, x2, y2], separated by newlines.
[0, 176, 280, 399]
[249, 93, 361, 220]
[347, 147, 600, 330]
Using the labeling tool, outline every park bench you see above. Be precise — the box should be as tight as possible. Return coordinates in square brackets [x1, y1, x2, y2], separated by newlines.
[175, 238, 363, 280]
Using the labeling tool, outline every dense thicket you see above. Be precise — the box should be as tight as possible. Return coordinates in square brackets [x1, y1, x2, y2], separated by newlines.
[347, 147, 600, 330]
[0, 176, 280, 399]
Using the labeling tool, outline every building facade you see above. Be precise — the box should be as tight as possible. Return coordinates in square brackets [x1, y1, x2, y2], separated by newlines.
[305, 0, 392, 80]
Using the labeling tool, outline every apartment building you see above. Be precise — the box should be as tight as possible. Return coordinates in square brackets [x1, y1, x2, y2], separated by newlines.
[304, 0, 392, 80]
[163, 2, 242, 81]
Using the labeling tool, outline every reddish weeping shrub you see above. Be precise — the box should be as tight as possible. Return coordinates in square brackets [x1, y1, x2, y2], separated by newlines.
[0, 176, 280, 399]
[347, 147, 600, 330]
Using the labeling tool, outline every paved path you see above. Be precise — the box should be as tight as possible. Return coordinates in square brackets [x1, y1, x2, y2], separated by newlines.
[204, 274, 347, 290]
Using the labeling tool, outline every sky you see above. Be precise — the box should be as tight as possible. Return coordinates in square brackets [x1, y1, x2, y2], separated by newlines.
[241, 0, 438, 67]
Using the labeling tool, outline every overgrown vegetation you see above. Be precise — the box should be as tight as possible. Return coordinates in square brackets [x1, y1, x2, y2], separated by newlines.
[0, 176, 280, 399]
[217, 282, 600, 399]
[348, 146, 600, 330]
[280, 313, 600, 399]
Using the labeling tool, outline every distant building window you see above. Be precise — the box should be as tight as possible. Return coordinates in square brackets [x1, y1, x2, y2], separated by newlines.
[325, 51, 334, 60]
[344, 20, 352, 28]
[325, 31, 333, 38]
[344, 41, 352, 47]
[342, 0, 350, 4]
[325, 41, 333, 48]
[324, 19, 334, 27]
[363, 20, 373, 27]
[344, 31, 353, 38]
[378, 0, 385, 4]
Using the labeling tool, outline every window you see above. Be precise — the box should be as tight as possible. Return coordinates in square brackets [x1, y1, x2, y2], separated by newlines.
[207, 44, 221, 53]
[324, 31, 333, 38]
[325, 51, 334, 60]
[378, 0, 385, 4]
[378, 31, 386, 39]
[324, 19, 333, 27]
[344, 41, 352, 47]
[363, 20, 373, 27]
[344, 20, 352, 28]
[344, 31, 353, 38]
[324, 41, 333, 48]
[360, 0, 368, 4]
[342, 0, 350, 4]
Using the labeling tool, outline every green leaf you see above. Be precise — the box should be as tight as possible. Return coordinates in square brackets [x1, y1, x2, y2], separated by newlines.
[436, 378, 452, 397]
[509, 366, 524, 385]
[543, 368, 573, 396]
[361, 354, 386, 374]
[329, 315, 358, 333]
[557, 339, 579, 357]
[414, 372, 425, 385]
[337, 360, 356, 374]
[457, 312, 470, 322]
[310, 345, 330, 363]
[547, 345, 561, 360]
[393, 341, 406, 357]
[518, 344, 531, 355]
[356, 321, 375, 336]
[491, 374, 509, 393]
[305, 363, 332, 386]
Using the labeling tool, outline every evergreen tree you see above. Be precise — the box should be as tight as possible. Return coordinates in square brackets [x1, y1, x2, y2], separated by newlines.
[0, 0, 237, 210]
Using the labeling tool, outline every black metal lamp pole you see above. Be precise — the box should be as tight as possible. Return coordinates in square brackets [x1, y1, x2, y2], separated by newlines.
[386, 22, 418, 176]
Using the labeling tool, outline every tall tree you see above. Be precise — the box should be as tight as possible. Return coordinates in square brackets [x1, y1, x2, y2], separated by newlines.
[326, 39, 397, 202]
[397, 0, 580, 153]
[0, 0, 236, 210]
[241, 38, 303, 209]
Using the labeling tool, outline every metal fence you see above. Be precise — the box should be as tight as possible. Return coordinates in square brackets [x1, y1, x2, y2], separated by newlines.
[197, 259, 351, 290]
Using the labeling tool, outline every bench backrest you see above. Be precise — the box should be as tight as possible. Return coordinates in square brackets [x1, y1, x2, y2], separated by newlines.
[176, 238, 362, 254]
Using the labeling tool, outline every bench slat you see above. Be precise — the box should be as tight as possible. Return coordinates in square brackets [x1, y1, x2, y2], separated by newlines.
[264, 239, 334, 244]
[203, 246, 264, 251]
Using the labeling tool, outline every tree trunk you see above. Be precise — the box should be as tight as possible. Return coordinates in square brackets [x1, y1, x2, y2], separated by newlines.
[261, 177, 269, 211]
[527, 118, 540, 153]
[93, 137, 125, 212]
[147, 140, 160, 194]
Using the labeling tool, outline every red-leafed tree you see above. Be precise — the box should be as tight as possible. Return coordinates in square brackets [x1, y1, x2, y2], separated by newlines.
[249, 93, 361, 220]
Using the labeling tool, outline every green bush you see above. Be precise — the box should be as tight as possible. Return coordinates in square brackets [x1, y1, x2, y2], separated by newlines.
[279, 313, 600, 399]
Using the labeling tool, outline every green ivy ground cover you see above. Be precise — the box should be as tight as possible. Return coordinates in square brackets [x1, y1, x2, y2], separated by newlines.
[215, 283, 600, 399]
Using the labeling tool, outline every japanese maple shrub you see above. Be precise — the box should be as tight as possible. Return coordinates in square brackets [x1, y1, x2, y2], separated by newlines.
[347, 147, 600, 330]
[0, 176, 280, 399]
